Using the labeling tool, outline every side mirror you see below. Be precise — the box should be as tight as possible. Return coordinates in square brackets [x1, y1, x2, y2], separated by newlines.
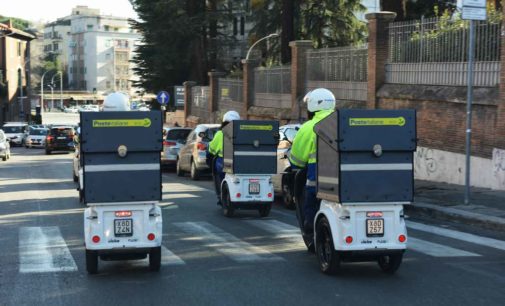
[6, 138, 10, 142]
[198, 132, 206, 139]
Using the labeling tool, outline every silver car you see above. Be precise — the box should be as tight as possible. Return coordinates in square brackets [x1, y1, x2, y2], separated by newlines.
[2, 122, 28, 146]
[176, 124, 220, 180]
[162, 127, 192, 168]
[25, 128, 48, 148]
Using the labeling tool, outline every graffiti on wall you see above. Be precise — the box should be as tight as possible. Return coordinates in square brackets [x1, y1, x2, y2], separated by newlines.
[414, 147, 439, 176]
[492, 148, 505, 189]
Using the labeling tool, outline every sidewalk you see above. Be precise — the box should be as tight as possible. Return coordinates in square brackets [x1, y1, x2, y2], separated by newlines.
[408, 180, 505, 232]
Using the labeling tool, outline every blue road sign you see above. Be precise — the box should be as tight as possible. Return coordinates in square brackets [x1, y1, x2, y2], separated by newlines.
[157, 91, 170, 105]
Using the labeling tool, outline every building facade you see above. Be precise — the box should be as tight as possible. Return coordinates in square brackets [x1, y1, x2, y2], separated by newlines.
[0, 21, 35, 125]
[67, 6, 140, 96]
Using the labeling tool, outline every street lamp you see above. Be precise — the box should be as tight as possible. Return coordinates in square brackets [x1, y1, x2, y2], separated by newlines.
[245, 33, 280, 61]
[40, 70, 52, 112]
[51, 71, 63, 110]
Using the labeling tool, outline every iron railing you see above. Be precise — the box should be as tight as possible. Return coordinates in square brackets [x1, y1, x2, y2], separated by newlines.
[191, 86, 209, 118]
[218, 78, 243, 103]
[306, 46, 368, 82]
[254, 66, 291, 95]
[387, 17, 501, 86]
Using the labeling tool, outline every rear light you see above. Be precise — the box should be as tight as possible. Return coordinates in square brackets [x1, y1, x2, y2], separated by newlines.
[115, 211, 132, 217]
[46, 135, 54, 141]
[147, 233, 155, 241]
[197, 142, 206, 151]
[236, 193, 241, 198]
[267, 193, 273, 198]
[163, 141, 176, 147]
[398, 235, 407, 243]
[345, 236, 353, 244]
[366, 211, 383, 218]
[92, 235, 100, 243]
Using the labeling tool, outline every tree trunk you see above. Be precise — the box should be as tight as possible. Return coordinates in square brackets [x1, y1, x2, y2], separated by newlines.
[281, 0, 294, 64]
[381, 0, 406, 21]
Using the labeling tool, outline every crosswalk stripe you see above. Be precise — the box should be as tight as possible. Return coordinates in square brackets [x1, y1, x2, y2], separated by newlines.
[19, 227, 78, 273]
[407, 221, 505, 252]
[407, 237, 480, 257]
[134, 245, 185, 267]
[174, 221, 283, 262]
[247, 219, 481, 257]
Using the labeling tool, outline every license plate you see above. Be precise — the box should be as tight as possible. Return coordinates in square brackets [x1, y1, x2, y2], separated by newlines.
[249, 182, 260, 194]
[366, 219, 384, 237]
[57, 136, 66, 139]
[114, 219, 133, 237]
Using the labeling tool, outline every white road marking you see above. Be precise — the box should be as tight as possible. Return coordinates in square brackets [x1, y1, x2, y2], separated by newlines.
[407, 221, 505, 252]
[407, 237, 480, 257]
[244, 219, 306, 252]
[19, 227, 78, 273]
[174, 222, 283, 262]
[135, 245, 185, 266]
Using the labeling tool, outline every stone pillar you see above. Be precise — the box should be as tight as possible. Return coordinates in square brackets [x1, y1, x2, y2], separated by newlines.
[208, 71, 226, 122]
[366, 12, 396, 109]
[290, 40, 312, 121]
[241, 59, 258, 119]
[183, 81, 196, 126]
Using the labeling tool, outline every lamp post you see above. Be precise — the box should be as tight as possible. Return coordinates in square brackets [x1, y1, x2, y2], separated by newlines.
[245, 33, 280, 61]
[51, 71, 62, 110]
[40, 71, 51, 113]
[48, 83, 55, 111]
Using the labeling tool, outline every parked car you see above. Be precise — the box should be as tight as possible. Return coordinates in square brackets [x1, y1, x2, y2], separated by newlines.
[45, 126, 76, 154]
[25, 128, 48, 148]
[0, 129, 11, 161]
[162, 127, 192, 168]
[64, 106, 79, 113]
[79, 105, 99, 112]
[177, 124, 220, 180]
[272, 124, 300, 209]
[1, 122, 28, 146]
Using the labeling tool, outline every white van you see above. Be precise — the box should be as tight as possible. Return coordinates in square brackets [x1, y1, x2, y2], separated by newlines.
[2, 122, 28, 146]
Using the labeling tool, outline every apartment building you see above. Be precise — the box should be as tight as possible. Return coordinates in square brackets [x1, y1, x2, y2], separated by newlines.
[0, 21, 35, 125]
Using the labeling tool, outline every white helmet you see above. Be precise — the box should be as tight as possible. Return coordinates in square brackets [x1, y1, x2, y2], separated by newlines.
[223, 110, 240, 122]
[303, 88, 336, 112]
[103, 92, 130, 111]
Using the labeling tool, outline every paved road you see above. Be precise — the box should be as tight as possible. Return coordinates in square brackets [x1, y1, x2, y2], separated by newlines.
[1, 147, 505, 305]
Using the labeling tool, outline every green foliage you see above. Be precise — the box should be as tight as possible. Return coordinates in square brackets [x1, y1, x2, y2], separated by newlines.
[249, 0, 366, 65]
[129, 0, 234, 93]
[0, 16, 31, 31]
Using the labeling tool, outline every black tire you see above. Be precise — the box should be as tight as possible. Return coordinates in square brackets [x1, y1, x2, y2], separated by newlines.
[221, 183, 234, 218]
[79, 189, 84, 204]
[190, 159, 200, 180]
[86, 250, 98, 274]
[316, 217, 340, 275]
[149, 247, 161, 272]
[176, 158, 184, 177]
[378, 253, 403, 274]
[258, 203, 272, 217]
[73, 171, 78, 182]
[281, 175, 295, 210]
[45, 149, 51, 155]
[1, 156, 6, 161]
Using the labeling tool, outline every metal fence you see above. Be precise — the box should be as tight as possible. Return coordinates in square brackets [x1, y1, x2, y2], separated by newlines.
[191, 86, 209, 118]
[254, 66, 291, 94]
[306, 46, 368, 101]
[254, 66, 291, 109]
[387, 17, 501, 86]
[218, 78, 243, 103]
[306, 46, 368, 82]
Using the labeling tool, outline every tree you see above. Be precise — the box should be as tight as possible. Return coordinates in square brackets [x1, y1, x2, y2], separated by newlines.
[250, 0, 366, 63]
[129, 0, 233, 92]
[0, 16, 31, 31]
[380, 1, 458, 20]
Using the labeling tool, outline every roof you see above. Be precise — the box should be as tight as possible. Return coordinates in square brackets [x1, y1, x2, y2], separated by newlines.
[0, 22, 36, 40]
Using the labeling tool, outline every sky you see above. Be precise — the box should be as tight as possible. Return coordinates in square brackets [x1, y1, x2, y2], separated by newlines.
[1, 0, 138, 24]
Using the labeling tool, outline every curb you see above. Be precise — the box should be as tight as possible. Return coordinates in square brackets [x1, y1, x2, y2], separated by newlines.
[405, 202, 505, 232]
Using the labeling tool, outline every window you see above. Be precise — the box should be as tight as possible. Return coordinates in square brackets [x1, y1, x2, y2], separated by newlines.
[70, 67, 73, 73]
[53, 43, 59, 50]
[114, 27, 119, 32]
[87, 24, 93, 30]
[104, 25, 110, 31]
[17, 42, 22, 56]
[106, 81, 111, 89]
[84, 67, 87, 74]
[105, 53, 110, 60]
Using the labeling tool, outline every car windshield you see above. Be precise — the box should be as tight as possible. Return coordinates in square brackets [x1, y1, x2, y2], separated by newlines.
[30, 129, 47, 136]
[283, 128, 298, 142]
[3, 126, 23, 133]
[51, 128, 73, 137]
[166, 129, 191, 141]
[206, 128, 219, 140]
